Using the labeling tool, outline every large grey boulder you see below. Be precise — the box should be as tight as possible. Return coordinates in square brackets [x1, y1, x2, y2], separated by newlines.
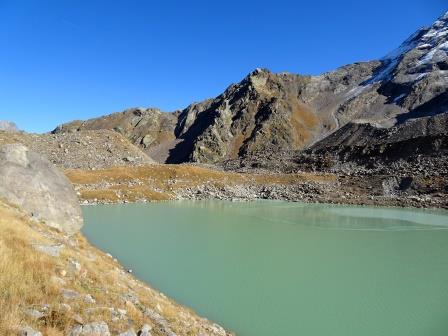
[0, 144, 83, 234]
[0, 120, 19, 132]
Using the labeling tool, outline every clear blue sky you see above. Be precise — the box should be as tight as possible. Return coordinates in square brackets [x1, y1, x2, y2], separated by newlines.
[0, 0, 446, 133]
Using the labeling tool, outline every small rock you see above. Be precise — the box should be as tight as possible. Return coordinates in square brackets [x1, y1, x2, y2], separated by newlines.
[119, 329, 137, 336]
[121, 292, 139, 304]
[19, 326, 42, 336]
[84, 294, 96, 304]
[32, 244, 64, 257]
[138, 324, 152, 336]
[117, 308, 127, 316]
[24, 308, 45, 320]
[61, 288, 80, 300]
[68, 321, 110, 336]
[111, 308, 127, 322]
[68, 259, 82, 273]
[58, 303, 71, 313]
[73, 314, 84, 324]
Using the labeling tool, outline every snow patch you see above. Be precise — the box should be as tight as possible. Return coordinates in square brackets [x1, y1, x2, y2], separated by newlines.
[366, 29, 424, 84]
[393, 94, 406, 103]
[417, 41, 448, 66]
[417, 43, 432, 49]
[344, 84, 371, 100]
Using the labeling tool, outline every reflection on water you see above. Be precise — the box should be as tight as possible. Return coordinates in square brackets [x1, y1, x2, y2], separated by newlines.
[82, 201, 448, 336]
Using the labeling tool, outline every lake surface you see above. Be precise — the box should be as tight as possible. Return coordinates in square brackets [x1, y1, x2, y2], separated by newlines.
[82, 201, 448, 336]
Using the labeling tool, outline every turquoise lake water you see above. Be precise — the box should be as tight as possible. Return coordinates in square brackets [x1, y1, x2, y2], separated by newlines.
[82, 201, 448, 336]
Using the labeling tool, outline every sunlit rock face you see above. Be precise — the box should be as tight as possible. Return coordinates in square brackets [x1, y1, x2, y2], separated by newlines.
[0, 143, 83, 235]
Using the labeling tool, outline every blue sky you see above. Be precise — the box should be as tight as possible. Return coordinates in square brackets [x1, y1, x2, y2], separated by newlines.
[0, 0, 446, 133]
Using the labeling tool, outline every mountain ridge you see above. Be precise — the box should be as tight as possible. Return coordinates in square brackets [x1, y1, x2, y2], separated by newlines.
[53, 11, 448, 166]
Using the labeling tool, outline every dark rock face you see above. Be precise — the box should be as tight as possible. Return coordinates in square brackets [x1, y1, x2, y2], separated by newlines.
[0, 144, 83, 234]
[54, 12, 448, 166]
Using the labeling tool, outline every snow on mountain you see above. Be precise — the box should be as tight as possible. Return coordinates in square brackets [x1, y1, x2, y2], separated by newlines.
[365, 11, 448, 85]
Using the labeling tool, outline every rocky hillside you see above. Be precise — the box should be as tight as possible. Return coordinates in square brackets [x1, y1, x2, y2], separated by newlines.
[53, 109, 179, 163]
[53, 12, 448, 165]
[0, 130, 153, 170]
[0, 144, 230, 336]
[0, 200, 231, 336]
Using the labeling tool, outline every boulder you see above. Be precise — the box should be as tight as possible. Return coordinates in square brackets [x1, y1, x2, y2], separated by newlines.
[0, 144, 83, 234]
[0, 120, 18, 132]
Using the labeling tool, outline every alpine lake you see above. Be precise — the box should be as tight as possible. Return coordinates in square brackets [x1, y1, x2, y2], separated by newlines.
[82, 201, 448, 336]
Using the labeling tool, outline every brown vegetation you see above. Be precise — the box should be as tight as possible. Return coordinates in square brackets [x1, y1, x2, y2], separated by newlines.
[0, 199, 231, 335]
[65, 164, 336, 203]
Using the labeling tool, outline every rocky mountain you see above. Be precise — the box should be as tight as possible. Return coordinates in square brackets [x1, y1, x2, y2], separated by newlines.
[54, 11, 448, 165]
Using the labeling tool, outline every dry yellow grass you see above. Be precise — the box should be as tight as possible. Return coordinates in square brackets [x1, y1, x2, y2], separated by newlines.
[0, 199, 232, 335]
[66, 164, 337, 203]
[0, 201, 67, 335]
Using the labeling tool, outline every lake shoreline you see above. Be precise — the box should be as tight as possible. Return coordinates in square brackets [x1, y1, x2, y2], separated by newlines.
[78, 189, 448, 210]
[65, 165, 448, 210]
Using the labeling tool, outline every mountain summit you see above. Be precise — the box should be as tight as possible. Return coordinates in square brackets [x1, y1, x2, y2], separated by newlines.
[54, 12, 448, 164]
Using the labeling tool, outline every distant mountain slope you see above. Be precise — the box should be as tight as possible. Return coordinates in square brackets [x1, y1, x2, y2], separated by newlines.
[54, 11, 448, 164]
[0, 130, 153, 169]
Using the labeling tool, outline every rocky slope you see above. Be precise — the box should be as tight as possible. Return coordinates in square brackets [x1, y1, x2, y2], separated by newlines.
[53, 11, 448, 166]
[0, 144, 231, 336]
[65, 164, 447, 209]
[53, 109, 178, 163]
[0, 130, 153, 170]
[0, 199, 231, 336]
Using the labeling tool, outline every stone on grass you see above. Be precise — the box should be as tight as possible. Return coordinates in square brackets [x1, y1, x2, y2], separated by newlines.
[68, 321, 110, 336]
[119, 329, 137, 336]
[19, 326, 42, 336]
[32, 243, 64, 257]
[61, 288, 80, 300]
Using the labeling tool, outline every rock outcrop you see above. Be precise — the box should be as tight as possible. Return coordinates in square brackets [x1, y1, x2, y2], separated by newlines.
[0, 144, 83, 234]
[0, 120, 19, 132]
[53, 109, 178, 163]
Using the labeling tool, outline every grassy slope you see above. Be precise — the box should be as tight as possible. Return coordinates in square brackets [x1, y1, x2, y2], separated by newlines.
[0, 199, 230, 335]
